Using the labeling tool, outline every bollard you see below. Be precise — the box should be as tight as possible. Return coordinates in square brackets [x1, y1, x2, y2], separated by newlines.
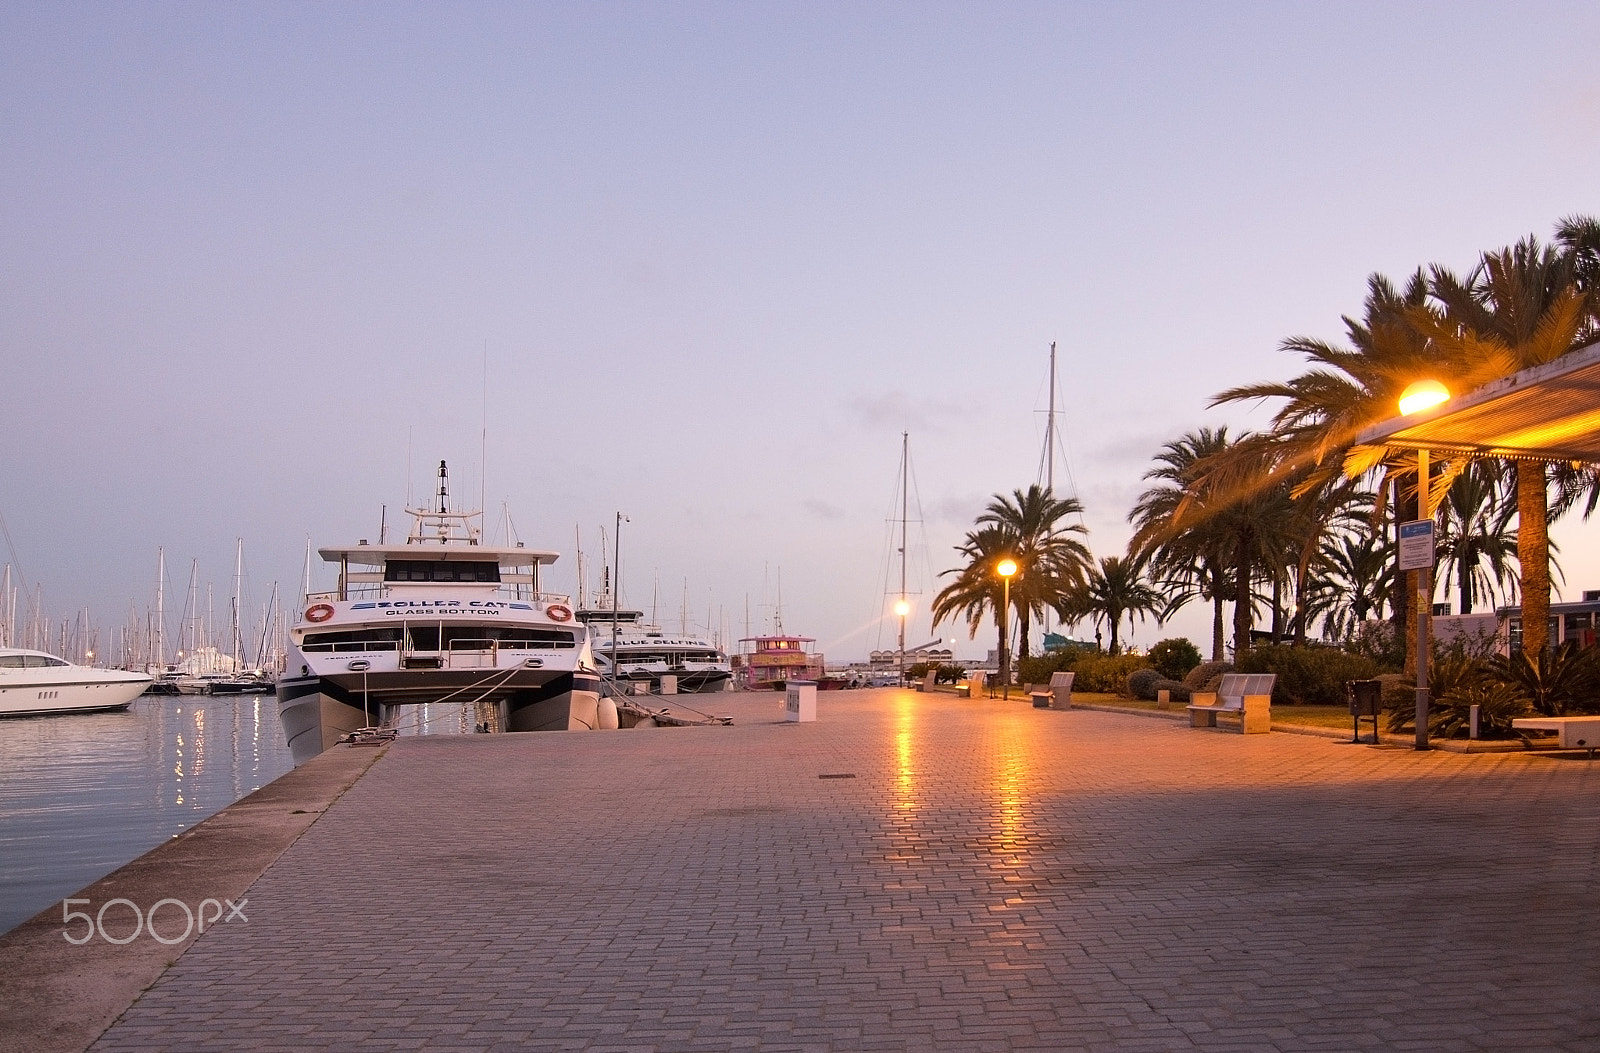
[1470, 703, 1480, 740]
[1157, 688, 1170, 710]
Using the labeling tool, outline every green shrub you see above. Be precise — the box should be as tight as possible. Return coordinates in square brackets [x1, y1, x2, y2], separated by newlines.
[1484, 641, 1600, 717]
[1152, 678, 1191, 703]
[1069, 652, 1150, 693]
[1125, 667, 1163, 700]
[1430, 681, 1532, 739]
[1235, 644, 1379, 706]
[1183, 660, 1233, 691]
[905, 662, 967, 684]
[1148, 638, 1202, 681]
[1016, 650, 1075, 688]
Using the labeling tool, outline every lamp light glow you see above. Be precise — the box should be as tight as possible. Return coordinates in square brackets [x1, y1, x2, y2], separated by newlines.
[1399, 379, 1450, 416]
[893, 599, 910, 617]
[997, 559, 1018, 578]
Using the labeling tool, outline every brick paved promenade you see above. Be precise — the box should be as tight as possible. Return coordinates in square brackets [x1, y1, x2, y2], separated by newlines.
[85, 689, 1600, 1051]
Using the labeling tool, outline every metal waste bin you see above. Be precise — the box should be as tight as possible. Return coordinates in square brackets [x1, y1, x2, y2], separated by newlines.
[1347, 679, 1382, 744]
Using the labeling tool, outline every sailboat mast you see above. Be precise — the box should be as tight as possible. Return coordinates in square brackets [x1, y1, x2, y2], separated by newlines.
[1045, 341, 1056, 493]
[231, 538, 244, 671]
[898, 431, 908, 685]
[154, 548, 166, 673]
[1041, 342, 1058, 637]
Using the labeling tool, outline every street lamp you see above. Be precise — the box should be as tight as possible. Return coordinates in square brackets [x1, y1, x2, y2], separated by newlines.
[894, 598, 911, 687]
[1400, 379, 1449, 750]
[997, 558, 1018, 700]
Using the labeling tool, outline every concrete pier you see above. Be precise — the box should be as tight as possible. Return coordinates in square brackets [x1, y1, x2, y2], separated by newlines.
[6, 688, 1600, 1051]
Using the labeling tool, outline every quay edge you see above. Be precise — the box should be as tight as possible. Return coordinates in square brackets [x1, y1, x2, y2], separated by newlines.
[0, 744, 385, 1053]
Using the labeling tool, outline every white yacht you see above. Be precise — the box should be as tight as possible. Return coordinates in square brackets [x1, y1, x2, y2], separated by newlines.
[0, 649, 152, 716]
[276, 466, 604, 764]
[578, 576, 733, 695]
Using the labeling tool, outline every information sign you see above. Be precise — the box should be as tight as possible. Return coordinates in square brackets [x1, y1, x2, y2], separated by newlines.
[1398, 519, 1435, 571]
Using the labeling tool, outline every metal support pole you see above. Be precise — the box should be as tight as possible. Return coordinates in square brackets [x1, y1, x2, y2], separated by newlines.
[1415, 448, 1431, 751]
[1002, 576, 1011, 702]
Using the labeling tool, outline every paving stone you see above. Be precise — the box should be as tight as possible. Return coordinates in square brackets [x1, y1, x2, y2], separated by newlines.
[85, 689, 1600, 1051]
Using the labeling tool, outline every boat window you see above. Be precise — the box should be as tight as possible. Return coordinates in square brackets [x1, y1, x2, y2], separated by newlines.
[384, 560, 500, 583]
[21, 655, 68, 667]
[301, 628, 403, 653]
[0, 655, 24, 668]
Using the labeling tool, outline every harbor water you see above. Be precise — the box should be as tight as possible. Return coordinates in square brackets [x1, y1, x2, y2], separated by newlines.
[0, 693, 293, 935]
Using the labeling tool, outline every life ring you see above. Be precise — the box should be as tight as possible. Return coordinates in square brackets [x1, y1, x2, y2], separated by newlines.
[305, 603, 336, 624]
[546, 603, 573, 623]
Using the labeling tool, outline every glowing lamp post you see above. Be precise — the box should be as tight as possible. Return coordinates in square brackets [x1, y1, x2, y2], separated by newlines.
[894, 599, 911, 686]
[1399, 379, 1449, 750]
[997, 559, 1018, 700]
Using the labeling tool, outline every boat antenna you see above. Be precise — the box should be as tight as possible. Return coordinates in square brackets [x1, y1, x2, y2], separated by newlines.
[380, 505, 387, 545]
[437, 460, 449, 515]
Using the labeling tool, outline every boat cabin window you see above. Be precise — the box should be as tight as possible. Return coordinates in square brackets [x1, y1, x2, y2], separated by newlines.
[302, 628, 403, 652]
[403, 626, 575, 651]
[10, 655, 71, 667]
[384, 560, 500, 583]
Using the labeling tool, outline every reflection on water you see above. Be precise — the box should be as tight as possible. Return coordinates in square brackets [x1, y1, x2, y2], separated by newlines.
[0, 694, 294, 935]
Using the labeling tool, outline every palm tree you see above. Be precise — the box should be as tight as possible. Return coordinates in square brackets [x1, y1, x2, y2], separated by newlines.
[975, 485, 1092, 662]
[931, 526, 1014, 687]
[1062, 552, 1164, 656]
[1426, 232, 1597, 653]
[1133, 430, 1302, 658]
[1434, 462, 1518, 615]
[1317, 529, 1394, 641]
[1130, 427, 1237, 660]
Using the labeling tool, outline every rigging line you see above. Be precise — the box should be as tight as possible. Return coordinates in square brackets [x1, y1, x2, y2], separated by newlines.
[0, 508, 39, 620]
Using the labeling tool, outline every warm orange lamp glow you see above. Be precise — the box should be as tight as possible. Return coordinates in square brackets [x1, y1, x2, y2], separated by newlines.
[1399, 379, 1450, 416]
[997, 559, 1018, 578]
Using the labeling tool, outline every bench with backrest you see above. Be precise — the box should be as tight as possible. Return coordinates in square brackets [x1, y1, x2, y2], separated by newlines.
[1187, 672, 1275, 734]
[1049, 671, 1074, 710]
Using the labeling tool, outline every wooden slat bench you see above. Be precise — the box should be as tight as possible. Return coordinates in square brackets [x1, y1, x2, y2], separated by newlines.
[1187, 672, 1276, 734]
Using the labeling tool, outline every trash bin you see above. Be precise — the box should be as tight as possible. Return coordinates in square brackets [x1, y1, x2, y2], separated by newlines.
[1347, 679, 1382, 744]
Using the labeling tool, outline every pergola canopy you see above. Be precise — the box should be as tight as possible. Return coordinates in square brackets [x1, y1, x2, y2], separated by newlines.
[1349, 339, 1600, 468]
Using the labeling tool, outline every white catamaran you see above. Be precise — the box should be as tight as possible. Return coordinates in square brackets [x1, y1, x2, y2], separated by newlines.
[276, 463, 604, 764]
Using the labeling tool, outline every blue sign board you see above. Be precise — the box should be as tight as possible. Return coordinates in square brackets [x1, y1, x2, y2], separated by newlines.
[1398, 519, 1435, 571]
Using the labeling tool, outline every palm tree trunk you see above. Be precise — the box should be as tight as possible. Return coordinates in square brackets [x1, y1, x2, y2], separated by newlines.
[995, 611, 1008, 690]
[1211, 591, 1225, 661]
[1459, 546, 1474, 615]
[1017, 607, 1031, 663]
[1517, 460, 1550, 655]
[1233, 538, 1252, 658]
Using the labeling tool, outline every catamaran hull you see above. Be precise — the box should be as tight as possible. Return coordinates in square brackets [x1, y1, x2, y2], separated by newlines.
[277, 670, 604, 765]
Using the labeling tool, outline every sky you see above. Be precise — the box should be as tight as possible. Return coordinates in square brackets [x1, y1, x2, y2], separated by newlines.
[4, 2, 1600, 665]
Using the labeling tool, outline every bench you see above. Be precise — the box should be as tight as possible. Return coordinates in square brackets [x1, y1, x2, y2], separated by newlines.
[1511, 716, 1600, 758]
[914, 669, 937, 692]
[1028, 687, 1052, 708]
[1049, 671, 1074, 710]
[1187, 673, 1276, 734]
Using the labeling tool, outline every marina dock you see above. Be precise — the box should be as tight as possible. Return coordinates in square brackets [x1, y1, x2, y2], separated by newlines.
[5, 688, 1600, 1051]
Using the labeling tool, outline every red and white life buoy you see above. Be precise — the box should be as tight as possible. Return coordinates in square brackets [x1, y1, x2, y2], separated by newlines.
[305, 603, 336, 624]
[545, 603, 573, 623]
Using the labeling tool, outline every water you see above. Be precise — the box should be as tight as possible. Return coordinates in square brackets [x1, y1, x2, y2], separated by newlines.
[0, 692, 294, 935]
